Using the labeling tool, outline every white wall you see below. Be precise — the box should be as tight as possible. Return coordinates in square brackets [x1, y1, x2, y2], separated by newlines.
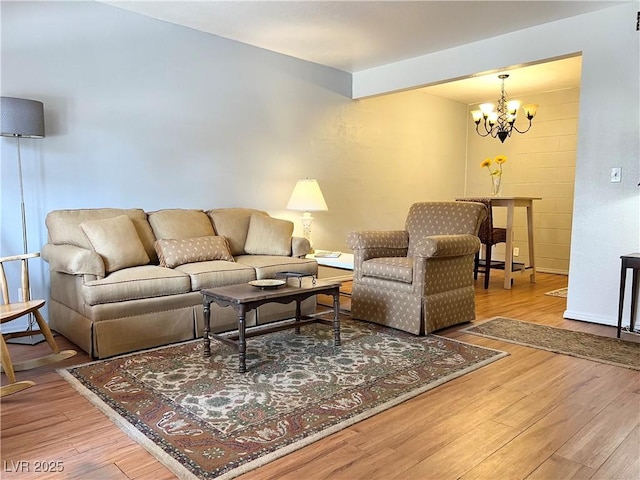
[4, 1, 636, 330]
[1, 1, 467, 329]
[353, 2, 640, 326]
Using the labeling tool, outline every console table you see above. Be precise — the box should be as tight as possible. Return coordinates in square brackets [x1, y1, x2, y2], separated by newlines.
[617, 253, 640, 338]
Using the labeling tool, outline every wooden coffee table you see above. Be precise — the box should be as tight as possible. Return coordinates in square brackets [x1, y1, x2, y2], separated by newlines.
[201, 279, 341, 372]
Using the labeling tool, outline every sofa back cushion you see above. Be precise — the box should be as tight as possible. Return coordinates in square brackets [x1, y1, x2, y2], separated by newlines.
[80, 215, 151, 274]
[207, 208, 269, 256]
[148, 209, 215, 240]
[45, 208, 158, 263]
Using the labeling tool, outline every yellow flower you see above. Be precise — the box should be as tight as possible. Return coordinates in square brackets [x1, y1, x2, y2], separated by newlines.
[480, 158, 492, 169]
[481, 155, 507, 177]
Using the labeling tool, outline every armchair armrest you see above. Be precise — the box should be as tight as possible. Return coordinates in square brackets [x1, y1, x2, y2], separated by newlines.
[347, 230, 409, 251]
[347, 231, 409, 279]
[413, 234, 481, 258]
[41, 243, 105, 278]
[291, 236, 311, 258]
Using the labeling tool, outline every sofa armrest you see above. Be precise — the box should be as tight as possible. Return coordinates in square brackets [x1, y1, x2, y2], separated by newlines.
[412, 234, 481, 258]
[291, 236, 311, 258]
[41, 243, 105, 278]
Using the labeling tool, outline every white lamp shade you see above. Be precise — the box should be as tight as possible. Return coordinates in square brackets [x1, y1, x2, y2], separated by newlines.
[0, 97, 45, 138]
[286, 179, 328, 211]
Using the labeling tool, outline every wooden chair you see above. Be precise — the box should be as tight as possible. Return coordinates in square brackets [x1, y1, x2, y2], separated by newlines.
[1, 253, 76, 397]
[456, 198, 507, 289]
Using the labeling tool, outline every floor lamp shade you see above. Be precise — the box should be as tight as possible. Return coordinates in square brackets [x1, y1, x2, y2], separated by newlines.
[1, 97, 45, 138]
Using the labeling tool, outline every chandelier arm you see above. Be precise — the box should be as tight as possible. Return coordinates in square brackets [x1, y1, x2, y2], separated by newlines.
[510, 121, 534, 134]
[475, 124, 493, 138]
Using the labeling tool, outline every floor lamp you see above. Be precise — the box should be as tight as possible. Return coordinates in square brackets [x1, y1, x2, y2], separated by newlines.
[1, 96, 46, 345]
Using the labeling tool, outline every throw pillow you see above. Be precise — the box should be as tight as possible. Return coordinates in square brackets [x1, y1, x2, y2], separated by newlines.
[207, 208, 269, 256]
[80, 215, 150, 274]
[155, 236, 235, 268]
[244, 214, 293, 256]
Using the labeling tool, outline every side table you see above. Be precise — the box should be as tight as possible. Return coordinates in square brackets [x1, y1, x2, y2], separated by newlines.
[308, 251, 354, 310]
[617, 253, 640, 338]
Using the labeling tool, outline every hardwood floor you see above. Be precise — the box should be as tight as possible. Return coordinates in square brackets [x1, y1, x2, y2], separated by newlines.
[1, 271, 638, 479]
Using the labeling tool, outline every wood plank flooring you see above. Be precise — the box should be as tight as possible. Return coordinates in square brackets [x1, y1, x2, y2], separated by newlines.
[1, 271, 638, 479]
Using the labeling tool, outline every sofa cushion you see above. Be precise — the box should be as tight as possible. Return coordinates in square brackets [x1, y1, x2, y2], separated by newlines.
[155, 236, 234, 268]
[175, 261, 257, 291]
[45, 208, 158, 264]
[80, 215, 150, 274]
[235, 255, 317, 280]
[82, 265, 191, 305]
[207, 208, 269, 256]
[148, 209, 215, 240]
[362, 257, 414, 284]
[244, 214, 293, 256]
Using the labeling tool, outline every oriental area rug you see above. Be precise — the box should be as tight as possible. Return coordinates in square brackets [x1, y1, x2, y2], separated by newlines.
[60, 317, 507, 480]
[544, 287, 568, 298]
[463, 317, 640, 371]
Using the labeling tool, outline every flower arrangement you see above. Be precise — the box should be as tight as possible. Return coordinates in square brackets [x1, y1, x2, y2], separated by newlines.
[481, 155, 507, 196]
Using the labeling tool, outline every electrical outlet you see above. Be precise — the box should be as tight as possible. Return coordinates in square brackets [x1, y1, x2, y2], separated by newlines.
[513, 247, 520, 256]
[611, 167, 622, 183]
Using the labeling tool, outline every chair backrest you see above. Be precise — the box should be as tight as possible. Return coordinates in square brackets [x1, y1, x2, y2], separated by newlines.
[456, 198, 497, 245]
[405, 202, 487, 256]
[0, 253, 40, 305]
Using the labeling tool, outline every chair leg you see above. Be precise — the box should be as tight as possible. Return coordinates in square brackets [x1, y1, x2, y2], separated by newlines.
[32, 310, 60, 353]
[484, 244, 492, 289]
[0, 336, 36, 397]
[474, 252, 480, 280]
[10, 310, 76, 372]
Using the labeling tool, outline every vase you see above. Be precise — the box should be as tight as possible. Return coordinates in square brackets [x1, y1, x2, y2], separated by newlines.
[491, 175, 502, 197]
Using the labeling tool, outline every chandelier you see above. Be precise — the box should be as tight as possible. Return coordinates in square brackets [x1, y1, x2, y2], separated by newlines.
[471, 74, 538, 143]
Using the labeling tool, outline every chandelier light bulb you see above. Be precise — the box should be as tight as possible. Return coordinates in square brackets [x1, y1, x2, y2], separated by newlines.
[522, 103, 539, 119]
[507, 100, 521, 115]
[479, 103, 494, 115]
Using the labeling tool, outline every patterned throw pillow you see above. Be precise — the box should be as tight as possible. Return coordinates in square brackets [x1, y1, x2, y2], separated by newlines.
[80, 215, 150, 274]
[155, 236, 234, 268]
[243, 214, 293, 256]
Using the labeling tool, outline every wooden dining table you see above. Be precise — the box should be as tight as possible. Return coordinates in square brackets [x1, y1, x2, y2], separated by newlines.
[459, 196, 541, 289]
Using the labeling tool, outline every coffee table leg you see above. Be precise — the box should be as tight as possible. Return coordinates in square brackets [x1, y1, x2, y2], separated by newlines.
[333, 288, 341, 346]
[295, 300, 301, 334]
[238, 305, 247, 373]
[203, 298, 211, 357]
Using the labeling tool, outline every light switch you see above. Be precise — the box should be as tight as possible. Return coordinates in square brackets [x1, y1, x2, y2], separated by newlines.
[610, 167, 622, 183]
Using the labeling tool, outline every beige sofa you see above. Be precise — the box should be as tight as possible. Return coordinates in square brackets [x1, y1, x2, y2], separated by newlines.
[42, 207, 317, 359]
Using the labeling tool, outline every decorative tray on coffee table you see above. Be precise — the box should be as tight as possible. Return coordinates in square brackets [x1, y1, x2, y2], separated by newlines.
[274, 272, 317, 287]
[248, 279, 286, 290]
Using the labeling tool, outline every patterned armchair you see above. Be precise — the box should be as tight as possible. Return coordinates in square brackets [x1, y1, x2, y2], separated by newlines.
[346, 202, 487, 335]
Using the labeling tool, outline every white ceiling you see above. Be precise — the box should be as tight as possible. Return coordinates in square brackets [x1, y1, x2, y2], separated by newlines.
[102, 1, 621, 102]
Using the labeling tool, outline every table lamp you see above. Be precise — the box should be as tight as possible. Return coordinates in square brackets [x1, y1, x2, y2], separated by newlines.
[286, 179, 328, 250]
